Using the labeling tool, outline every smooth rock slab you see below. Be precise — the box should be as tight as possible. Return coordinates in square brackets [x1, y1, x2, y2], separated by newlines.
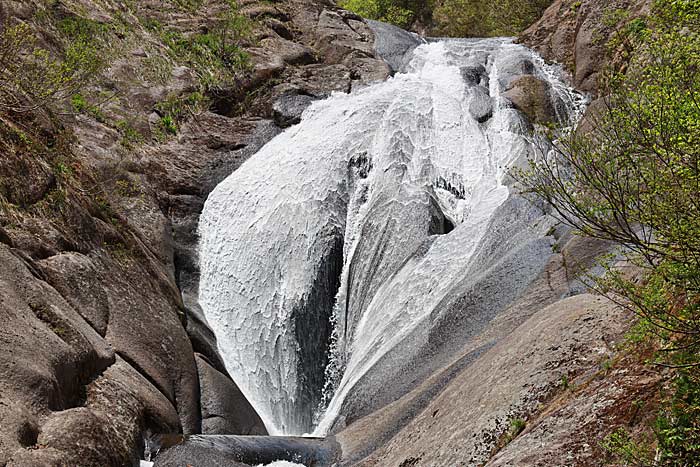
[153, 435, 340, 467]
[345, 293, 629, 467]
[196, 354, 268, 436]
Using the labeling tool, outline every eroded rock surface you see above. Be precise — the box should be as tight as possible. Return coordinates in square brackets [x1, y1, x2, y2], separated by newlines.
[0, 0, 390, 464]
[520, 0, 652, 94]
[341, 293, 631, 466]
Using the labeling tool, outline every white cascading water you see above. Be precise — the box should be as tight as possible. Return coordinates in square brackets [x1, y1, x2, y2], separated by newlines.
[198, 37, 585, 436]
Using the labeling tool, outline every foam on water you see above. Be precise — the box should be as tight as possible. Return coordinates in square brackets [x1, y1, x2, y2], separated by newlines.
[198, 38, 584, 436]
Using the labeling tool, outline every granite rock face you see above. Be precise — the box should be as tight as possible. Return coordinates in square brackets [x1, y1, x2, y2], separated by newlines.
[0, 0, 390, 465]
[336, 240, 635, 466]
[346, 293, 630, 466]
[520, 0, 652, 94]
[195, 354, 267, 436]
[366, 19, 424, 73]
[503, 75, 556, 124]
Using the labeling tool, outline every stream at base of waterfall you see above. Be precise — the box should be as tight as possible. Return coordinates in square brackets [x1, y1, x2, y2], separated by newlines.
[198, 37, 585, 436]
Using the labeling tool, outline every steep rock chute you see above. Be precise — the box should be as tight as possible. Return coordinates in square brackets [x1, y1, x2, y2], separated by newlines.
[198, 37, 584, 435]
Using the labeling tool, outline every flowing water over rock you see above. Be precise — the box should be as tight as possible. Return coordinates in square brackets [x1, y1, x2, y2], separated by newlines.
[198, 37, 584, 436]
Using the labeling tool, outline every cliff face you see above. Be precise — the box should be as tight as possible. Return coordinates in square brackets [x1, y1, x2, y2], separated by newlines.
[520, 0, 652, 94]
[0, 1, 388, 465]
[0, 0, 660, 465]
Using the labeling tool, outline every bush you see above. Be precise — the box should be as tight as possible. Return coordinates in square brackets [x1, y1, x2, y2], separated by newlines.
[153, 91, 206, 138]
[0, 21, 103, 115]
[154, 1, 252, 90]
[431, 0, 552, 37]
[524, 0, 700, 344]
[522, 0, 700, 463]
[339, 0, 430, 28]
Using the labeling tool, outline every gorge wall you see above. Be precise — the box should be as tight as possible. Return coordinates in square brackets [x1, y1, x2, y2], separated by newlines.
[0, 0, 658, 466]
[0, 1, 392, 465]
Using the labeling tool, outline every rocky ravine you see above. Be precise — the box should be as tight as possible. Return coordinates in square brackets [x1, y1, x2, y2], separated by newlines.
[0, 0, 390, 465]
[0, 0, 661, 466]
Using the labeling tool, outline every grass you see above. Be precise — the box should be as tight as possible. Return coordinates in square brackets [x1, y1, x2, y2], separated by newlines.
[502, 417, 527, 445]
[147, 1, 253, 91]
[116, 120, 143, 148]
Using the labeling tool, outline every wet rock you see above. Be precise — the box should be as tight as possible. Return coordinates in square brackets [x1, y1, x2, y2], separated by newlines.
[273, 92, 318, 127]
[195, 354, 268, 435]
[468, 85, 493, 123]
[153, 435, 341, 467]
[503, 75, 556, 124]
[342, 293, 629, 466]
[366, 19, 423, 73]
[331, 195, 557, 433]
[496, 55, 536, 89]
[460, 65, 488, 87]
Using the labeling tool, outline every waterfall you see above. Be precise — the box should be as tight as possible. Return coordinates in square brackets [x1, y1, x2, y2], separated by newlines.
[198, 37, 585, 436]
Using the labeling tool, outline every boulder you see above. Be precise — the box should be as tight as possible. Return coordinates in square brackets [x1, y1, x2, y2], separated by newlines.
[460, 65, 489, 87]
[195, 354, 268, 435]
[468, 85, 493, 123]
[315, 9, 375, 65]
[503, 75, 556, 124]
[366, 19, 423, 73]
[496, 55, 536, 89]
[272, 92, 318, 127]
[153, 435, 341, 467]
[520, 0, 653, 94]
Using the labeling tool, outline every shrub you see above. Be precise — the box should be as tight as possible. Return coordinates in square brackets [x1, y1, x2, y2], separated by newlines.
[154, 1, 252, 90]
[339, 0, 417, 28]
[159, 115, 178, 135]
[522, 0, 700, 463]
[153, 91, 206, 137]
[0, 22, 101, 115]
[431, 0, 552, 37]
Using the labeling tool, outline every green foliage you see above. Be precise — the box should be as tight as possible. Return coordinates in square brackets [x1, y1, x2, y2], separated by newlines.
[70, 93, 88, 112]
[0, 20, 104, 115]
[57, 16, 110, 39]
[116, 120, 143, 148]
[153, 91, 206, 138]
[432, 0, 552, 37]
[70, 93, 106, 122]
[522, 0, 700, 464]
[602, 428, 656, 465]
[502, 418, 527, 445]
[339, 0, 420, 28]
[153, 1, 252, 90]
[168, 0, 205, 12]
[653, 369, 700, 464]
[115, 178, 142, 197]
[159, 115, 178, 135]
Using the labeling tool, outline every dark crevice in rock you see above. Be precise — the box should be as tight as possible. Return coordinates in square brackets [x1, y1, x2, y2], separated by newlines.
[0, 226, 13, 247]
[10, 249, 47, 281]
[17, 420, 39, 448]
[434, 176, 467, 200]
[349, 152, 373, 179]
[28, 299, 116, 410]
